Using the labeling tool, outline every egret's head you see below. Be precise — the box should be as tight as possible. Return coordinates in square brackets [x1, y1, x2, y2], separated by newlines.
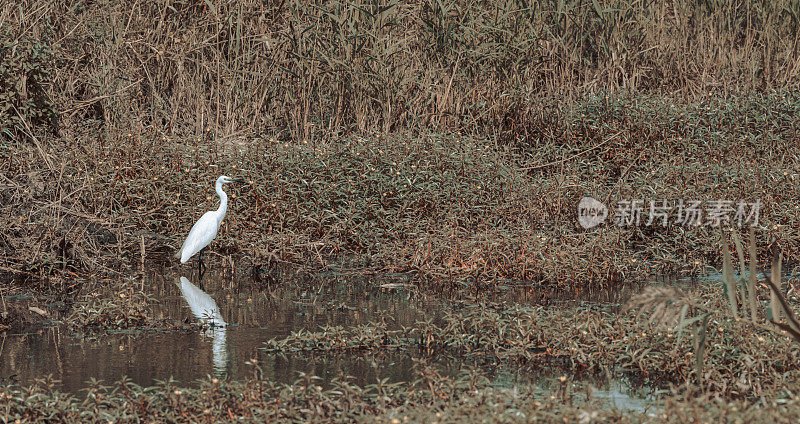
[218, 175, 245, 184]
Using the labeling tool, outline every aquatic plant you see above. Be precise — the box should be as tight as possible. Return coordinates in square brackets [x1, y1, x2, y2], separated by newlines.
[262, 291, 800, 397]
[5, 351, 800, 423]
[627, 228, 800, 386]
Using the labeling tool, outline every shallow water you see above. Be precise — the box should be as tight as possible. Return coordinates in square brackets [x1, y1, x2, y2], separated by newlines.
[0, 266, 657, 412]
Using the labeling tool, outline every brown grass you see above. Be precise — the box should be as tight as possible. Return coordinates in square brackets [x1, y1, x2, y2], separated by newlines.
[3, 0, 800, 142]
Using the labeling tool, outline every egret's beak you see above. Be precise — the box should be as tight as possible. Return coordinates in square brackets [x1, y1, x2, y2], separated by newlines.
[231, 178, 245, 183]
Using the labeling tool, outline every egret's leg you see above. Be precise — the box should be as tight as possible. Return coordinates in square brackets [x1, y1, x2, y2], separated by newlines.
[198, 247, 206, 273]
[197, 248, 207, 288]
[198, 266, 206, 289]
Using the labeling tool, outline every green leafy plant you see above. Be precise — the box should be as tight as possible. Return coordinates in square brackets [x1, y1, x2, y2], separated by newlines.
[0, 30, 56, 139]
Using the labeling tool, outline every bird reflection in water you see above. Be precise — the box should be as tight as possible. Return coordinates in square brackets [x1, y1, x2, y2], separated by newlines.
[177, 276, 227, 377]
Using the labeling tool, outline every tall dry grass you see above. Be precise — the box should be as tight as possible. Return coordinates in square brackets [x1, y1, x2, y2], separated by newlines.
[2, 0, 800, 142]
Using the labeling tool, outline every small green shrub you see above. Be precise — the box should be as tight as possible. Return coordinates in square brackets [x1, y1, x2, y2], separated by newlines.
[0, 30, 56, 139]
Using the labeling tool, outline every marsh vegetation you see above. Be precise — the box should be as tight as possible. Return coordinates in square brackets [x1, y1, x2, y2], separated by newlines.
[2, 0, 800, 422]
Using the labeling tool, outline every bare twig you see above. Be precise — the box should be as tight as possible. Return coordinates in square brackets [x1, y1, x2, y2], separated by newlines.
[520, 131, 622, 171]
[62, 79, 142, 118]
[12, 106, 54, 172]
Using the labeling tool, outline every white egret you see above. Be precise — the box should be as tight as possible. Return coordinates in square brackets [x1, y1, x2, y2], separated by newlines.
[175, 175, 244, 271]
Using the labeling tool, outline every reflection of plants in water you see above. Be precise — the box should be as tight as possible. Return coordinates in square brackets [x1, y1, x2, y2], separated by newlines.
[67, 282, 155, 330]
[6, 356, 800, 423]
[264, 272, 800, 398]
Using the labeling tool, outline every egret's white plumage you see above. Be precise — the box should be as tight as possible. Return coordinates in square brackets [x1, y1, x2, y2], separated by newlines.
[175, 175, 242, 263]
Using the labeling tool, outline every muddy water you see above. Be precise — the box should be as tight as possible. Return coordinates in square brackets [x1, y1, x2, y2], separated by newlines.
[0, 266, 656, 411]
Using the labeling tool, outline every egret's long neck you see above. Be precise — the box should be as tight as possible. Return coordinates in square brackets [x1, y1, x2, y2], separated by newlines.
[215, 180, 228, 222]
